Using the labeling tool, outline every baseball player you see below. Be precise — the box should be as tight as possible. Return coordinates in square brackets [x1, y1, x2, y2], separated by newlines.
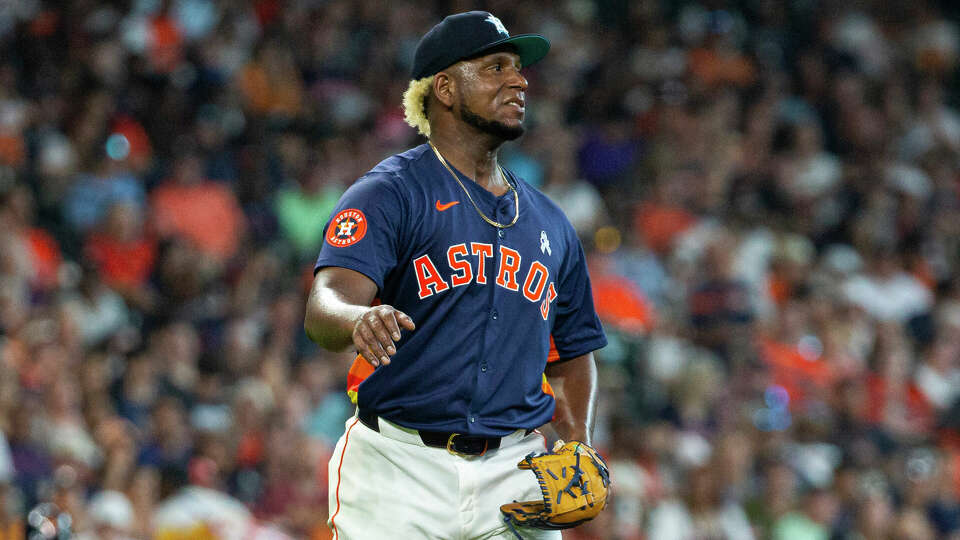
[304, 11, 607, 539]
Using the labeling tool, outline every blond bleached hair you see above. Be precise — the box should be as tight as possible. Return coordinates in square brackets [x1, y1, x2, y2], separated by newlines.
[403, 76, 434, 138]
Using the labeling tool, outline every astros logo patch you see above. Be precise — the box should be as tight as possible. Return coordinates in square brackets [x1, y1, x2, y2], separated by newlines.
[326, 209, 367, 247]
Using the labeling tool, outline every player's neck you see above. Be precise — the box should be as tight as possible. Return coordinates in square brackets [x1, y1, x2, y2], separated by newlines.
[429, 132, 509, 197]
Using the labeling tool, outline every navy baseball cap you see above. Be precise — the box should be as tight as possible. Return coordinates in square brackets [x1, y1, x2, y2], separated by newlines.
[411, 11, 550, 80]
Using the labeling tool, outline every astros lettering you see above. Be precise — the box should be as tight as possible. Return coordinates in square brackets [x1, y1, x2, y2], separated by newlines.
[412, 243, 558, 319]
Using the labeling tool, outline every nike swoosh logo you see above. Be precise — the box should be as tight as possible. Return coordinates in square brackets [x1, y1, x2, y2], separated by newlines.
[436, 200, 460, 211]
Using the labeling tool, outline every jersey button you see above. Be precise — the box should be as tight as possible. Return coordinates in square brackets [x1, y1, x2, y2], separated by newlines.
[470, 416, 476, 423]
[498, 229, 504, 238]
[492, 310, 498, 320]
[481, 365, 487, 372]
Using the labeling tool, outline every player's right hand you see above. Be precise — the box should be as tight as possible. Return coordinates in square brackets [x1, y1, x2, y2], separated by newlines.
[352, 305, 416, 367]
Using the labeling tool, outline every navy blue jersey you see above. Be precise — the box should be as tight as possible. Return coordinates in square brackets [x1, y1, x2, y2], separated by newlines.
[315, 144, 606, 436]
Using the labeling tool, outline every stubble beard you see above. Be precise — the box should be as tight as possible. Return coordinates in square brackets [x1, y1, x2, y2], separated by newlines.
[459, 103, 524, 141]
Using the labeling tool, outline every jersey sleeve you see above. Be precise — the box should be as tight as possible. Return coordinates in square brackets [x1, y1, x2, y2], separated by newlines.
[314, 172, 406, 292]
[550, 229, 607, 362]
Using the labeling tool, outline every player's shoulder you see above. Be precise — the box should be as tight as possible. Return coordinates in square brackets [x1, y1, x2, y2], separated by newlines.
[346, 144, 434, 198]
[365, 144, 434, 183]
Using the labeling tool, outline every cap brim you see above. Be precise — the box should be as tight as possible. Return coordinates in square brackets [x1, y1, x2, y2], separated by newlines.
[473, 34, 550, 69]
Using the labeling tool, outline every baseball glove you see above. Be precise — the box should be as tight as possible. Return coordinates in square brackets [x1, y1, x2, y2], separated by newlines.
[500, 440, 610, 535]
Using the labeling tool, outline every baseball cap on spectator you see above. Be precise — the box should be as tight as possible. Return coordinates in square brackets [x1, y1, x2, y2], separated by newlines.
[411, 11, 550, 80]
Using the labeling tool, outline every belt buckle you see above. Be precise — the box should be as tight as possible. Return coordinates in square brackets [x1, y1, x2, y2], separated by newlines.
[446, 433, 487, 457]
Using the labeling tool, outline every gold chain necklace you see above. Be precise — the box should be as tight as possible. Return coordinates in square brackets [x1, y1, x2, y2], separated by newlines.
[429, 142, 519, 229]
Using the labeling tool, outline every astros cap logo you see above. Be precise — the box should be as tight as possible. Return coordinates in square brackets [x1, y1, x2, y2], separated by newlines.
[326, 208, 368, 247]
[485, 14, 508, 36]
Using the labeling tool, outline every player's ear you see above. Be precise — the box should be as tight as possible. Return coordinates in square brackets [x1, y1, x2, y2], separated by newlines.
[433, 70, 456, 109]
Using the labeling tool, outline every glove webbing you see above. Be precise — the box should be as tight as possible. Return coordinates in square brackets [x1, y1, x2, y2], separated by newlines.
[557, 452, 587, 505]
[528, 449, 598, 513]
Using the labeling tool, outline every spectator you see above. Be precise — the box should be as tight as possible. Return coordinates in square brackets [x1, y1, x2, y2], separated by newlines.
[842, 246, 933, 323]
[0, 184, 61, 292]
[150, 150, 246, 263]
[59, 263, 130, 348]
[274, 154, 344, 264]
[647, 465, 754, 539]
[771, 488, 838, 540]
[688, 230, 756, 362]
[75, 489, 135, 540]
[62, 155, 145, 236]
[541, 129, 609, 239]
[84, 201, 157, 308]
[746, 461, 800, 537]
[236, 39, 305, 120]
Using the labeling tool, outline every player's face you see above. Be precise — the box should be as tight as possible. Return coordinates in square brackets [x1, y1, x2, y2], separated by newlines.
[454, 51, 527, 140]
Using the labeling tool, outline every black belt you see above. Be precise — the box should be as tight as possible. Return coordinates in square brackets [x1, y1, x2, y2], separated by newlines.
[358, 408, 516, 456]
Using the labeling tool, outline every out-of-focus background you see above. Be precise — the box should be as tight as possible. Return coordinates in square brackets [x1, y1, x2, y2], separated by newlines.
[2, 0, 960, 538]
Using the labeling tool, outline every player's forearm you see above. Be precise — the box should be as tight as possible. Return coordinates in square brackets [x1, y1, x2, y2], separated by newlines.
[305, 267, 381, 352]
[306, 267, 415, 366]
[304, 286, 368, 352]
[544, 353, 598, 445]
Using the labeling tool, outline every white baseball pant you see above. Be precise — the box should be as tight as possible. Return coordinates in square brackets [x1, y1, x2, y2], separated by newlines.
[327, 414, 563, 539]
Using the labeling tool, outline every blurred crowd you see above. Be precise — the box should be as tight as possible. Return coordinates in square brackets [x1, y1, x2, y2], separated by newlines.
[1, 0, 960, 538]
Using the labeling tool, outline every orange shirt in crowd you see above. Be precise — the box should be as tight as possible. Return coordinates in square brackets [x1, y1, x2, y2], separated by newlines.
[150, 182, 246, 262]
[85, 232, 156, 288]
[760, 338, 836, 407]
[0, 133, 24, 167]
[633, 202, 697, 255]
[591, 273, 655, 335]
[865, 373, 935, 432]
[148, 15, 183, 74]
[688, 47, 756, 88]
[27, 227, 61, 290]
[237, 64, 304, 117]
[767, 273, 792, 307]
